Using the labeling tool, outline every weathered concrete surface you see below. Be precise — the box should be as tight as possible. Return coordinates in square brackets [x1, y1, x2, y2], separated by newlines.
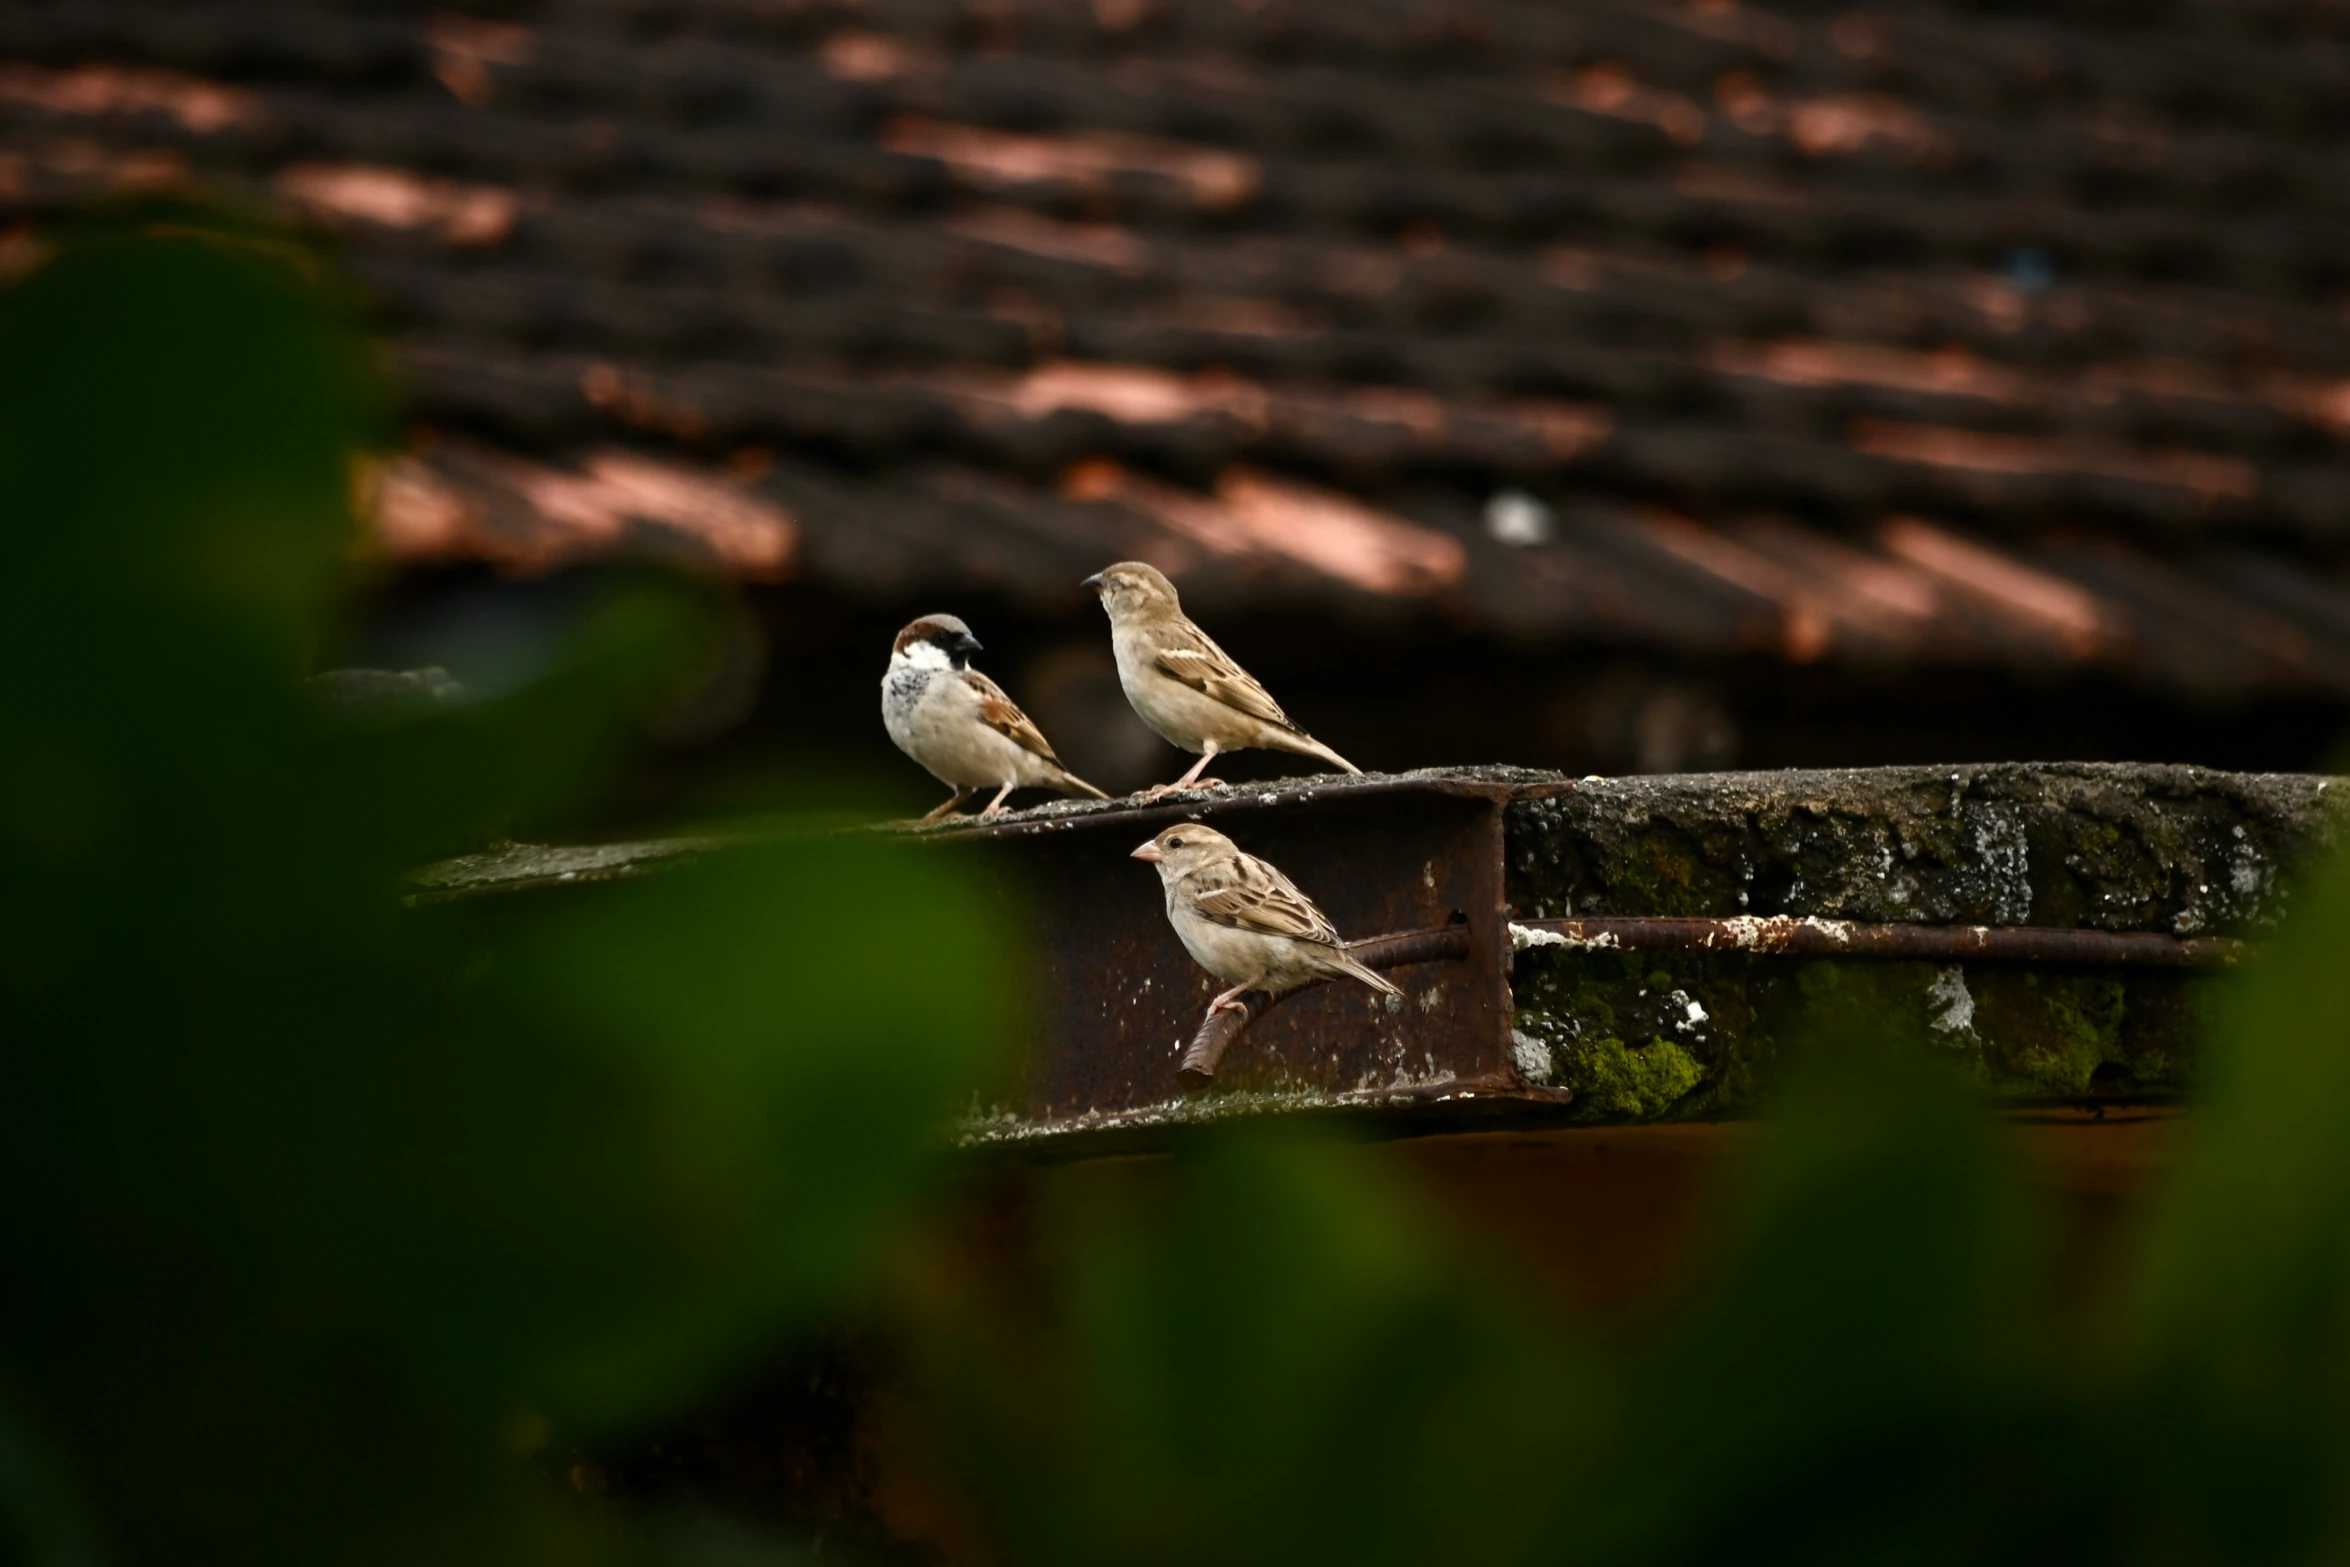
[407, 835, 723, 899]
[406, 764, 2349, 1130]
[1501, 764, 2347, 1119]
[1504, 763, 2342, 934]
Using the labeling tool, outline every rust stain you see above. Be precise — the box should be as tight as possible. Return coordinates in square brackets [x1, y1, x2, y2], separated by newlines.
[884, 117, 1261, 208]
[1214, 467, 1466, 595]
[946, 206, 1149, 273]
[1851, 422, 2256, 502]
[1716, 73, 1950, 161]
[1006, 361, 1266, 426]
[1880, 517, 2113, 654]
[278, 163, 517, 245]
[1064, 459, 1465, 596]
[821, 30, 932, 81]
[1854, 419, 2260, 502]
[509, 451, 795, 579]
[965, 360, 1606, 465]
[1552, 62, 1706, 145]
[368, 455, 475, 558]
[1719, 339, 2030, 403]
[426, 14, 533, 106]
[0, 62, 258, 133]
[369, 444, 796, 579]
[1513, 914, 2246, 968]
[1734, 518, 1941, 628]
[1634, 511, 1833, 661]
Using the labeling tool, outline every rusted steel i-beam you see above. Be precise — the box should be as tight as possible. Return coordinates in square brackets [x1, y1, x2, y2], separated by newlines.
[1178, 921, 1475, 1085]
[1508, 916, 2250, 969]
[404, 765, 2345, 1147]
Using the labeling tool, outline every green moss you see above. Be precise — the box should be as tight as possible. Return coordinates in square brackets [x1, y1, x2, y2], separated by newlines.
[1557, 1033, 1706, 1121]
[1512, 939, 2208, 1120]
[2032, 975, 2127, 1094]
[1976, 972, 2130, 1095]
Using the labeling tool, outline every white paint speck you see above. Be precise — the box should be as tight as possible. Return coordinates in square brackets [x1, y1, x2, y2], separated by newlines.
[1485, 488, 1556, 546]
[1510, 923, 1619, 951]
[1510, 1029, 1555, 1083]
[1926, 965, 1975, 1040]
[1970, 804, 2031, 925]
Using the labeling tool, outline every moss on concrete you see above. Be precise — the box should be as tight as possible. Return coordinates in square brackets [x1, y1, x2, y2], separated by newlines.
[1557, 1033, 1706, 1120]
[1512, 944, 2208, 1124]
[1498, 763, 2343, 1122]
[1506, 763, 2343, 937]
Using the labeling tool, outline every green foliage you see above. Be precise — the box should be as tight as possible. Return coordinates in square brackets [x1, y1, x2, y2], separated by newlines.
[17, 205, 2350, 1567]
[909, 1137, 1592, 1567]
[0, 214, 1015, 1565]
[908, 856, 2350, 1566]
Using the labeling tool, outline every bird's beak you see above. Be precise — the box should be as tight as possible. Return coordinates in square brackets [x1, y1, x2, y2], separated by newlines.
[1130, 839, 1163, 862]
[956, 633, 984, 657]
[1081, 572, 1104, 593]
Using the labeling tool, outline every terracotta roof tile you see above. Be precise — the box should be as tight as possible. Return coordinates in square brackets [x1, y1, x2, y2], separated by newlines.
[8, 0, 2350, 697]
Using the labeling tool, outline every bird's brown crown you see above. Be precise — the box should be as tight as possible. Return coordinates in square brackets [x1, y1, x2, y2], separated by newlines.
[1138, 823, 1236, 869]
[892, 613, 973, 655]
[1088, 561, 1181, 619]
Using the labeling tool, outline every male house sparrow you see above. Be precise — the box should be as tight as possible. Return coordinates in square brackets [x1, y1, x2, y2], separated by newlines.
[882, 614, 1108, 820]
[1083, 561, 1359, 796]
[1131, 824, 1400, 1018]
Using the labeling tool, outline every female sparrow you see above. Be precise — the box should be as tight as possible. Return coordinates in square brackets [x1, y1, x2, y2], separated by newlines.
[1131, 824, 1400, 1018]
[882, 614, 1108, 820]
[1082, 561, 1360, 797]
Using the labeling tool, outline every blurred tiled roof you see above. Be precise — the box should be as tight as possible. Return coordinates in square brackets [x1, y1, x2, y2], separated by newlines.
[8, 0, 2350, 696]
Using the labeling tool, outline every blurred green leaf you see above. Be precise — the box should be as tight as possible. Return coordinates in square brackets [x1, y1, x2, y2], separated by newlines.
[2120, 842, 2350, 1559]
[913, 1132, 1589, 1567]
[0, 211, 1017, 1565]
[1590, 1040, 2057, 1567]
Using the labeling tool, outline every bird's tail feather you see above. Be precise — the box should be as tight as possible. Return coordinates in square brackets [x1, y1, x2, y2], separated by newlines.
[1330, 951, 1402, 998]
[1270, 729, 1362, 775]
[1055, 768, 1110, 800]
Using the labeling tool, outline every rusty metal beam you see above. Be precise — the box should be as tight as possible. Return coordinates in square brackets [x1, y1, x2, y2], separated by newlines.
[1510, 916, 2249, 968]
[1177, 921, 1476, 1085]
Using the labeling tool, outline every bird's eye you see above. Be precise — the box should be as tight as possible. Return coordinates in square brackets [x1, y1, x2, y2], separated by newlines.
[1167, 837, 1184, 848]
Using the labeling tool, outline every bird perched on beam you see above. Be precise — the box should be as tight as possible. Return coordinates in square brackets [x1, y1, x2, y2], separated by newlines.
[882, 614, 1107, 821]
[1083, 561, 1361, 797]
[1132, 824, 1399, 1019]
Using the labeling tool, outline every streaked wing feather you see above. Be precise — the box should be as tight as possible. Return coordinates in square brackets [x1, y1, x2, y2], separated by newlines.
[1183, 852, 1341, 944]
[963, 669, 1062, 765]
[1151, 620, 1296, 730]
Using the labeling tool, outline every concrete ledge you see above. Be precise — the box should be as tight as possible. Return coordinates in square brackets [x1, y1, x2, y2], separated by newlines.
[1504, 762, 2341, 935]
[1501, 763, 2343, 1118]
[409, 764, 2347, 1140]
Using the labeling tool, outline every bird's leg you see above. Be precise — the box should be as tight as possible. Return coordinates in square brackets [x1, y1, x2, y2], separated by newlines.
[1139, 743, 1225, 801]
[1206, 983, 1258, 1018]
[920, 788, 973, 823]
[977, 781, 1018, 817]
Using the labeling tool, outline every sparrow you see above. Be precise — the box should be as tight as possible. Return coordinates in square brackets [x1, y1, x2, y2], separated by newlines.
[882, 614, 1108, 821]
[1131, 824, 1400, 1019]
[1082, 561, 1360, 797]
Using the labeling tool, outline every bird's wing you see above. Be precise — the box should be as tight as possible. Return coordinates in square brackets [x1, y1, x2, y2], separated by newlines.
[1181, 851, 1341, 945]
[1150, 619, 1298, 731]
[962, 669, 1064, 766]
